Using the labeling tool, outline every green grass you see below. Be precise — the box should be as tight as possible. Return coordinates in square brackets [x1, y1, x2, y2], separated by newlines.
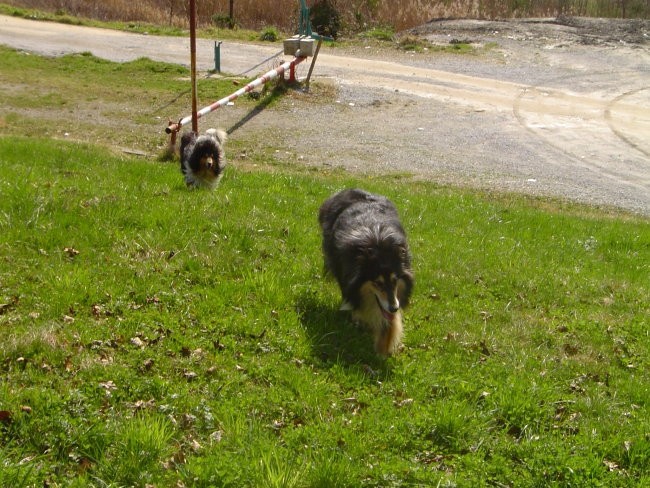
[360, 26, 396, 42]
[0, 45, 268, 156]
[1, 135, 649, 486]
[0, 41, 649, 487]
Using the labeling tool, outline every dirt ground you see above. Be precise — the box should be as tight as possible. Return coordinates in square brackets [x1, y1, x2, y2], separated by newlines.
[409, 16, 650, 46]
[288, 17, 650, 216]
[0, 15, 649, 215]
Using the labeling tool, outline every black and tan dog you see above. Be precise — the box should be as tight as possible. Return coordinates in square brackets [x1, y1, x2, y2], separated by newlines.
[179, 128, 227, 189]
[319, 189, 414, 356]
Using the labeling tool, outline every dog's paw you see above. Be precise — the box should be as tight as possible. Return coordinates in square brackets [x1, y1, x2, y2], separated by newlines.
[339, 301, 353, 311]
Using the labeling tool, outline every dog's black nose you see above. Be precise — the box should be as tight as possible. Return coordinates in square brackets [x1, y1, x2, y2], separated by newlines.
[388, 304, 399, 313]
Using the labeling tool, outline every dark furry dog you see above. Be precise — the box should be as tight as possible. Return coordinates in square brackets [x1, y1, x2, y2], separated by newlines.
[179, 128, 227, 189]
[319, 189, 414, 356]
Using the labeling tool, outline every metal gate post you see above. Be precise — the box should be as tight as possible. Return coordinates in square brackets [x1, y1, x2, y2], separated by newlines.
[214, 41, 222, 72]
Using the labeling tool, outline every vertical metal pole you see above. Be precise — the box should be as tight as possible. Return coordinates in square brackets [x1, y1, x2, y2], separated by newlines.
[299, 0, 311, 36]
[189, 0, 198, 132]
[305, 39, 322, 92]
[289, 62, 296, 83]
[214, 41, 222, 73]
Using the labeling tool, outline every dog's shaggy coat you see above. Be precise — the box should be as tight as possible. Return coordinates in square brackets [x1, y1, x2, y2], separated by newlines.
[179, 128, 227, 189]
[319, 189, 414, 356]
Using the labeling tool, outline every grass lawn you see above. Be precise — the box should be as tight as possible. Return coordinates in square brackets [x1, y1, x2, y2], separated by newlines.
[0, 45, 649, 487]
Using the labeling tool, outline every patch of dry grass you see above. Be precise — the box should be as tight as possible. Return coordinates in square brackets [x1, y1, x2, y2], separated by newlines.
[3, 0, 647, 34]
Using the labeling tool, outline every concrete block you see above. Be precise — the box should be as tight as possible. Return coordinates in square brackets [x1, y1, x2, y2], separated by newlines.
[299, 38, 315, 56]
[283, 37, 300, 55]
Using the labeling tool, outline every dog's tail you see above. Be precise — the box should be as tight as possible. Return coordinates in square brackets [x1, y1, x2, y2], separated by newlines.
[318, 188, 373, 230]
[205, 128, 227, 145]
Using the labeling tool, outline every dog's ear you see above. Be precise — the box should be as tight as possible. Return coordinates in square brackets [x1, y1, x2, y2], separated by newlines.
[398, 245, 412, 266]
[180, 131, 196, 151]
[206, 128, 227, 145]
[397, 269, 414, 306]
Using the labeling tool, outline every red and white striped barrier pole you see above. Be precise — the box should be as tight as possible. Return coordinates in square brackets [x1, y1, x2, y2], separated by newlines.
[166, 56, 306, 139]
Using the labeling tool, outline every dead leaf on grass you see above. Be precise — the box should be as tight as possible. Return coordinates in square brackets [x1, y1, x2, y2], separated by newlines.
[183, 371, 198, 381]
[209, 430, 223, 443]
[343, 397, 369, 415]
[132, 399, 155, 411]
[394, 398, 414, 408]
[77, 457, 93, 473]
[563, 343, 579, 356]
[0, 296, 19, 315]
[99, 381, 117, 397]
[141, 358, 154, 371]
[63, 247, 80, 257]
[91, 304, 105, 317]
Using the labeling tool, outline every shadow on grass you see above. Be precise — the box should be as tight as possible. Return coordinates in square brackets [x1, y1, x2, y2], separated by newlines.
[296, 292, 392, 374]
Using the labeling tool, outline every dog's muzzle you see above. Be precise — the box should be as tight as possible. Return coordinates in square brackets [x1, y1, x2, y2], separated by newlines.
[375, 295, 399, 321]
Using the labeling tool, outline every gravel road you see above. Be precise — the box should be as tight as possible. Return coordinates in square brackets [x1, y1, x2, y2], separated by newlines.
[1, 15, 648, 215]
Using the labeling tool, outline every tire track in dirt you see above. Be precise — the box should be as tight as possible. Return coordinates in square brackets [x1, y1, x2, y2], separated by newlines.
[319, 54, 650, 194]
[512, 71, 650, 192]
[605, 87, 650, 158]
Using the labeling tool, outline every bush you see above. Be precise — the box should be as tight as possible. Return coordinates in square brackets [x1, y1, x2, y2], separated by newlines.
[259, 26, 279, 41]
[397, 34, 425, 51]
[212, 12, 235, 29]
[360, 26, 394, 42]
[310, 0, 341, 39]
